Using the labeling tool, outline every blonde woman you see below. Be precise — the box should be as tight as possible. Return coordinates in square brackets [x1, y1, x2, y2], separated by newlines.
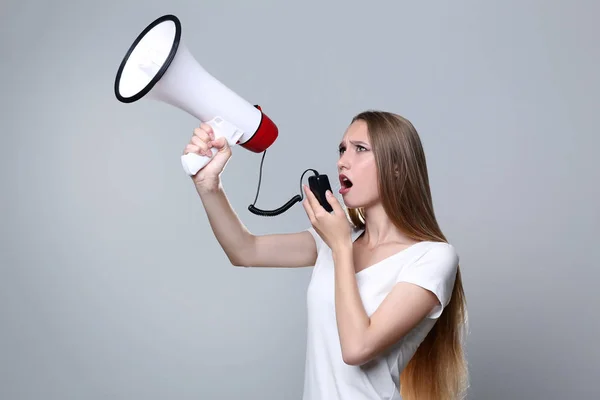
[184, 110, 469, 400]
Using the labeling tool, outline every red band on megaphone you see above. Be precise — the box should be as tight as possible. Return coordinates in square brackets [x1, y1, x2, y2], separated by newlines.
[239, 105, 279, 153]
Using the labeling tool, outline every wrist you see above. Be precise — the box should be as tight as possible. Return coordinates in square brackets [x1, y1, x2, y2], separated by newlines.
[195, 178, 221, 194]
[332, 241, 353, 259]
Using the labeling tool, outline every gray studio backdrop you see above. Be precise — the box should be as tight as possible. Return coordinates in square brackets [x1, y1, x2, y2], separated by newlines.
[1, 0, 598, 399]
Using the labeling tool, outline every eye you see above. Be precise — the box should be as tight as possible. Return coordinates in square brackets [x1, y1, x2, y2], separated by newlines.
[338, 144, 367, 155]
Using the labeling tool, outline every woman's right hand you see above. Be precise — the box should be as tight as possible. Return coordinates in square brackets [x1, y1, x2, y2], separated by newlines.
[183, 122, 232, 188]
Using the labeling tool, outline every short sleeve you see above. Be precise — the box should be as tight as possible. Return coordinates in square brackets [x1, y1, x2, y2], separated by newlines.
[396, 243, 459, 319]
[306, 227, 323, 253]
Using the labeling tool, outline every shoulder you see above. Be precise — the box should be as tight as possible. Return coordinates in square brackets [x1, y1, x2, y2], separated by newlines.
[397, 241, 459, 291]
[418, 241, 459, 266]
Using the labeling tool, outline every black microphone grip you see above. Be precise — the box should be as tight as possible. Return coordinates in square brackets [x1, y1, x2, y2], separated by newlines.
[308, 174, 334, 213]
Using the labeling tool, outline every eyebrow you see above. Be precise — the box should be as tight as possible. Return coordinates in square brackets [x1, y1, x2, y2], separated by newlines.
[338, 140, 369, 149]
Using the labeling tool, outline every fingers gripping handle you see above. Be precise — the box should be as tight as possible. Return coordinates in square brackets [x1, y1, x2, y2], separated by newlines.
[181, 147, 218, 176]
[181, 117, 244, 176]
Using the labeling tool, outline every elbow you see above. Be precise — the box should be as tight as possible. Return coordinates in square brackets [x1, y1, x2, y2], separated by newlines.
[341, 347, 370, 367]
[228, 238, 255, 267]
[224, 251, 244, 267]
[231, 234, 256, 267]
[229, 255, 246, 267]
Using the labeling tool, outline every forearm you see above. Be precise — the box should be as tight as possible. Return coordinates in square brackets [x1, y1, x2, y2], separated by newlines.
[333, 245, 370, 361]
[195, 180, 254, 265]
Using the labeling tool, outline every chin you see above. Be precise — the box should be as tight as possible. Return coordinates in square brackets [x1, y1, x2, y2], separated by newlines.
[341, 191, 378, 210]
[340, 192, 364, 209]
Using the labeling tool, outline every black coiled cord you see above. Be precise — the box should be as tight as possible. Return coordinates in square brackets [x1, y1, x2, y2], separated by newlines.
[247, 149, 318, 217]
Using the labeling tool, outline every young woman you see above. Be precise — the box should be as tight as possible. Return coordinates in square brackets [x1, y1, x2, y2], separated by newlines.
[184, 110, 468, 400]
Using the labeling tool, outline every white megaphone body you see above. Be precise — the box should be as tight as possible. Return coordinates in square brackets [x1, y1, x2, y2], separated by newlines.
[113, 14, 278, 176]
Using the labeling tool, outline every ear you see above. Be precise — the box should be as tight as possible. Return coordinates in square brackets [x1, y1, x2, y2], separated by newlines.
[394, 164, 400, 178]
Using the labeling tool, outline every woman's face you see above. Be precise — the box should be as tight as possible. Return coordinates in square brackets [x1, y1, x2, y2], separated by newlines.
[337, 120, 380, 209]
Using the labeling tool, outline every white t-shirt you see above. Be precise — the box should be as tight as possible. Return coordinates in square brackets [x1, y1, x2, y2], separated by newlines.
[302, 225, 459, 400]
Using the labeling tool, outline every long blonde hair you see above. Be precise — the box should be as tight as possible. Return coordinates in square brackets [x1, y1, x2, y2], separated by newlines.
[346, 110, 469, 400]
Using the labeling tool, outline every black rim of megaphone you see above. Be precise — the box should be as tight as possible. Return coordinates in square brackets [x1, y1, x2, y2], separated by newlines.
[114, 14, 181, 103]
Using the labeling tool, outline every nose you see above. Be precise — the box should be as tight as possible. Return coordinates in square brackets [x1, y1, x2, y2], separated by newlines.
[337, 152, 349, 171]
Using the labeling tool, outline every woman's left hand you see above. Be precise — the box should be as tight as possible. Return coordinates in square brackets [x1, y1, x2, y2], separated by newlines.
[302, 184, 352, 251]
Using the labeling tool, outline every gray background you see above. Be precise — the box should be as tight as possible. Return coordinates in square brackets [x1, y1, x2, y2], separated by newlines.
[1, 0, 598, 399]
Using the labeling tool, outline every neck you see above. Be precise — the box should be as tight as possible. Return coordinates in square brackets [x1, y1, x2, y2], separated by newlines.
[360, 203, 414, 248]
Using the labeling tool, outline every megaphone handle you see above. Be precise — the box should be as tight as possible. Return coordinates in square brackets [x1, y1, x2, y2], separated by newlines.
[181, 147, 218, 176]
[181, 116, 243, 176]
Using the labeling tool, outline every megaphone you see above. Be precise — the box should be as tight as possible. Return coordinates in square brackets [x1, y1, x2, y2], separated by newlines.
[113, 14, 333, 216]
[113, 14, 277, 176]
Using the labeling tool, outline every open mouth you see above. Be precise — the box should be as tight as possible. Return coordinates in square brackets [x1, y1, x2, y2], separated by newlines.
[340, 175, 353, 189]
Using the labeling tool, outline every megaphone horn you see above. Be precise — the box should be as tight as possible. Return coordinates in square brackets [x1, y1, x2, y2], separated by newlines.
[113, 14, 278, 176]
